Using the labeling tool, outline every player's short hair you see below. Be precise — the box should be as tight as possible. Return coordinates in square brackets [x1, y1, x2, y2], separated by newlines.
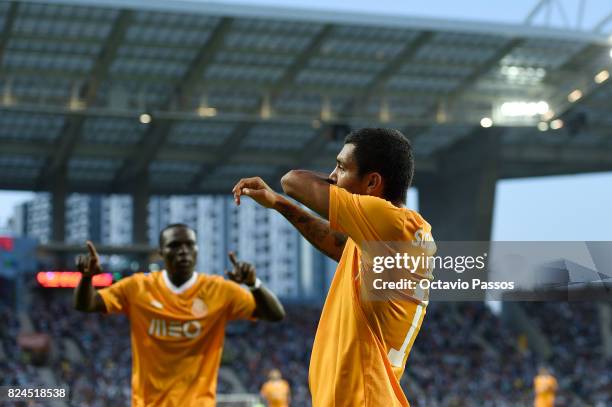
[344, 128, 414, 204]
[158, 223, 195, 248]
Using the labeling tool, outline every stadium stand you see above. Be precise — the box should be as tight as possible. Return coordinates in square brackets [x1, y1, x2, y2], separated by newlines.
[521, 302, 611, 406]
[3, 295, 609, 406]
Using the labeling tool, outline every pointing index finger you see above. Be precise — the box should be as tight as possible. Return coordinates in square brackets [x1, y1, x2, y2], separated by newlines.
[228, 251, 239, 266]
[86, 241, 99, 259]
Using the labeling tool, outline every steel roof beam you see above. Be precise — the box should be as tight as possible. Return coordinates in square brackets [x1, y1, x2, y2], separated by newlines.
[267, 25, 334, 101]
[190, 24, 335, 190]
[113, 18, 233, 186]
[412, 38, 525, 153]
[0, 78, 509, 105]
[542, 44, 611, 121]
[173, 18, 234, 109]
[0, 103, 447, 126]
[594, 12, 612, 32]
[264, 32, 433, 184]
[0, 2, 19, 66]
[341, 31, 434, 117]
[39, 10, 133, 188]
[440, 38, 525, 117]
[0, 140, 136, 159]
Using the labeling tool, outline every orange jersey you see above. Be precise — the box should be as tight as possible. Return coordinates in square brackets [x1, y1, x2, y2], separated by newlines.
[534, 374, 558, 407]
[98, 270, 256, 407]
[261, 379, 291, 407]
[309, 185, 435, 407]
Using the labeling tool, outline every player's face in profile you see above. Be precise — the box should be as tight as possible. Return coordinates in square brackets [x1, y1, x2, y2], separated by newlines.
[329, 143, 369, 194]
[160, 227, 198, 277]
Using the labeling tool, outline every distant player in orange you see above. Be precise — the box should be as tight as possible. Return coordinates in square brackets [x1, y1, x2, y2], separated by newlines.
[260, 369, 291, 407]
[73, 223, 285, 406]
[233, 128, 435, 406]
[534, 367, 558, 407]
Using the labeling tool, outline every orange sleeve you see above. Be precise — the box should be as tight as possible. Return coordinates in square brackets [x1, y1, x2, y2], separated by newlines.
[329, 184, 405, 244]
[98, 275, 137, 315]
[222, 280, 256, 321]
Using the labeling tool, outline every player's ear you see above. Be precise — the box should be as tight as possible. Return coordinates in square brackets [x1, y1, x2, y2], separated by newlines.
[365, 172, 382, 195]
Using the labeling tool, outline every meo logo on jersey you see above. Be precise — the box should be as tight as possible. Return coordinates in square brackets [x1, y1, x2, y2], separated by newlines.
[148, 319, 202, 339]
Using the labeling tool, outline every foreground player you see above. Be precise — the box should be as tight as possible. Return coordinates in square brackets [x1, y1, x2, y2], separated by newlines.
[260, 369, 291, 407]
[74, 223, 285, 406]
[534, 367, 558, 407]
[233, 128, 435, 406]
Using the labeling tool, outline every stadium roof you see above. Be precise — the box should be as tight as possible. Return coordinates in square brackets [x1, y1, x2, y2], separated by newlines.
[1, 0, 611, 194]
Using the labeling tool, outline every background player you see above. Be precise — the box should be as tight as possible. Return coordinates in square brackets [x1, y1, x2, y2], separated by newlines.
[73, 223, 285, 406]
[260, 368, 291, 407]
[232, 128, 435, 406]
[534, 366, 558, 407]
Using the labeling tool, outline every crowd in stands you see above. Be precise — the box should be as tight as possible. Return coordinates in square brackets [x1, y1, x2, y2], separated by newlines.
[1, 293, 610, 406]
[224, 305, 320, 405]
[522, 302, 611, 406]
[32, 294, 132, 406]
[400, 302, 535, 406]
[0, 304, 48, 390]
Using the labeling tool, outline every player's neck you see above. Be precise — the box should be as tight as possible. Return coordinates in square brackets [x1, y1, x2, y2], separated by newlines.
[167, 270, 194, 287]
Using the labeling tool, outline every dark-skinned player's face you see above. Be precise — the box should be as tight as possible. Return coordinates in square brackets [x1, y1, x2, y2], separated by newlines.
[159, 227, 198, 279]
[329, 143, 370, 194]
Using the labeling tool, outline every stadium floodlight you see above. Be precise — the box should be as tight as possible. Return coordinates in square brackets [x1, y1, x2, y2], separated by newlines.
[321, 97, 332, 121]
[260, 105, 272, 119]
[500, 101, 549, 117]
[198, 106, 217, 117]
[1, 93, 13, 106]
[379, 99, 391, 123]
[550, 119, 564, 130]
[594, 70, 610, 84]
[68, 97, 85, 111]
[260, 94, 272, 120]
[567, 90, 583, 103]
[2, 83, 15, 106]
[139, 113, 152, 124]
[480, 117, 493, 128]
[541, 110, 555, 121]
[537, 122, 549, 131]
[500, 65, 546, 84]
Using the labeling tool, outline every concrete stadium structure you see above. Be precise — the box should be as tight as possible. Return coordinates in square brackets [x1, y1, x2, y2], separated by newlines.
[0, 0, 611, 243]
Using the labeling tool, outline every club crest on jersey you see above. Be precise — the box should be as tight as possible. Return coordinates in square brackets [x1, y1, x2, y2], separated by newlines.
[191, 298, 208, 318]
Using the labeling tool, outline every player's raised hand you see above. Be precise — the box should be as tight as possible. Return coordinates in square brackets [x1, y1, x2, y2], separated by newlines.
[75, 241, 102, 278]
[225, 251, 256, 286]
[231, 176, 279, 208]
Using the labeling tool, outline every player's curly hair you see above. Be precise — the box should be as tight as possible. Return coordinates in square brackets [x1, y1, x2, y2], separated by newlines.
[345, 128, 414, 204]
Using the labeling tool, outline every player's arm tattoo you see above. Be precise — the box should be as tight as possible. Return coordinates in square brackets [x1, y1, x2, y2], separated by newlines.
[275, 197, 347, 262]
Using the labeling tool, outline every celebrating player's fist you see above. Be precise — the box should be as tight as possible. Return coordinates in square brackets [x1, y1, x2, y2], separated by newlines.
[225, 251, 257, 287]
[75, 240, 102, 278]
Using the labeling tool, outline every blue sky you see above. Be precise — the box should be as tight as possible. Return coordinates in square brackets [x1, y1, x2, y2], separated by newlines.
[1, 0, 611, 240]
[215, 0, 612, 30]
[492, 172, 612, 241]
